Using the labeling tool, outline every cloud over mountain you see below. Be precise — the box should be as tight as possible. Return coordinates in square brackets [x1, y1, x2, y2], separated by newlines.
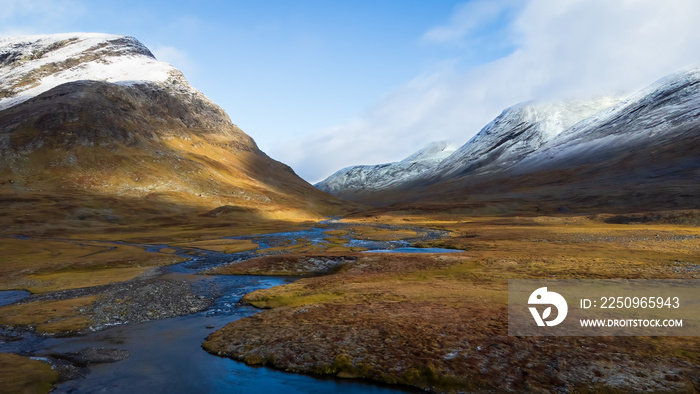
[271, 0, 700, 182]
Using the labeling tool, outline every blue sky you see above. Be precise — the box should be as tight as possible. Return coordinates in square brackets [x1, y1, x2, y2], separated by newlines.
[3, 0, 700, 182]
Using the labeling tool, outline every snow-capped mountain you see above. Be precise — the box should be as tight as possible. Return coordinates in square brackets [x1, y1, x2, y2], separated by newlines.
[315, 141, 456, 198]
[0, 33, 348, 224]
[0, 33, 186, 111]
[432, 97, 621, 179]
[316, 98, 620, 199]
[518, 68, 700, 173]
[317, 68, 700, 212]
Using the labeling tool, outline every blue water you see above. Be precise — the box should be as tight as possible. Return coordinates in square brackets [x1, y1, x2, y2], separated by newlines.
[44, 276, 408, 394]
[227, 227, 331, 250]
[0, 290, 29, 307]
[3, 225, 452, 393]
[364, 247, 462, 253]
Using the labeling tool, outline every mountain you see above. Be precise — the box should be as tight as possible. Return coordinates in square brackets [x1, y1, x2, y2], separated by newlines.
[0, 33, 348, 235]
[431, 98, 621, 179]
[316, 98, 621, 204]
[318, 69, 700, 213]
[516, 69, 700, 174]
[315, 141, 456, 199]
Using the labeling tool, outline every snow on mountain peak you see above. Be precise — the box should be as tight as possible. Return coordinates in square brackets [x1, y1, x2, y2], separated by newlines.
[316, 97, 623, 198]
[315, 141, 457, 196]
[0, 33, 185, 111]
[317, 67, 699, 206]
[548, 67, 700, 147]
[401, 140, 458, 163]
[434, 96, 622, 178]
[518, 67, 700, 171]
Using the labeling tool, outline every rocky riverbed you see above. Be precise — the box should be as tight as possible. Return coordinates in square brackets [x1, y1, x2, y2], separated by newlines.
[0, 223, 450, 392]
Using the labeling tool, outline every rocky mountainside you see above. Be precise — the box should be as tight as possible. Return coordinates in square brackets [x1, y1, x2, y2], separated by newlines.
[0, 33, 348, 235]
[432, 97, 621, 179]
[315, 141, 456, 198]
[517, 69, 700, 174]
[316, 98, 620, 203]
[0, 34, 176, 110]
[318, 69, 700, 212]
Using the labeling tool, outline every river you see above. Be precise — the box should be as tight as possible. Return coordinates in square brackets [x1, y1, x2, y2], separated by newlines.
[1, 225, 450, 393]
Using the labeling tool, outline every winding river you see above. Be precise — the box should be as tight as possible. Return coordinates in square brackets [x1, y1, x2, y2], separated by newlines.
[1, 225, 453, 393]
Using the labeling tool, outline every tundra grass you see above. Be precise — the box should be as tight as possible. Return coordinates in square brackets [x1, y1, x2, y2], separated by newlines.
[205, 212, 700, 393]
[0, 353, 58, 394]
[0, 239, 184, 293]
[25, 266, 152, 293]
[0, 295, 97, 334]
[344, 225, 417, 241]
[169, 239, 258, 254]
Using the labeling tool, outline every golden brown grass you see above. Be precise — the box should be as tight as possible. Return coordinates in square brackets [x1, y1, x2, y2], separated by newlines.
[207, 212, 700, 392]
[0, 353, 58, 394]
[0, 188, 327, 243]
[0, 238, 184, 293]
[243, 214, 700, 309]
[0, 295, 97, 334]
[323, 230, 348, 237]
[25, 267, 151, 294]
[170, 239, 258, 254]
[0, 129, 356, 244]
[344, 225, 417, 241]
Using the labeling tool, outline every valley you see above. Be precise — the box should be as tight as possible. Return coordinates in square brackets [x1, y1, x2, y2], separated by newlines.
[1, 211, 699, 392]
[1, 33, 698, 393]
[0, 219, 452, 393]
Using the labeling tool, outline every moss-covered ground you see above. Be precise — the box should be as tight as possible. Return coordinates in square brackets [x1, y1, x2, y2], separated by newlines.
[0, 353, 58, 394]
[205, 212, 700, 392]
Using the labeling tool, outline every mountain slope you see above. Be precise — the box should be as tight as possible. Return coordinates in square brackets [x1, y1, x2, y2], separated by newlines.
[432, 97, 621, 179]
[518, 69, 700, 173]
[315, 141, 456, 199]
[316, 97, 620, 204]
[320, 69, 700, 212]
[0, 34, 177, 111]
[0, 34, 349, 236]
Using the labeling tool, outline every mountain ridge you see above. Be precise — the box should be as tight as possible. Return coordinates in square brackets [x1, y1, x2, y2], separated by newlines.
[432, 97, 622, 179]
[317, 68, 700, 212]
[0, 33, 186, 111]
[0, 33, 350, 235]
[315, 141, 456, 198]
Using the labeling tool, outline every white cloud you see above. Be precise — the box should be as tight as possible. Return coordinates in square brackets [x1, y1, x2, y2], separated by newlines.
[421, 0, 519, 45]
[273, 0, 700, 182]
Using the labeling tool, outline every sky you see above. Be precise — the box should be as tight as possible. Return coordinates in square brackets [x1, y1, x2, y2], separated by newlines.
[2, 0, 700, 182]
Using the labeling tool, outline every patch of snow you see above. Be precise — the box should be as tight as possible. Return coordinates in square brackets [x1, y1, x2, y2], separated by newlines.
[401, 140, 457, 163]
[0, 33, 187, 111]
[520, 67, 700, 171]
[316, 141, 457, 195]
[433, 97, 622, 178]
[443, 351, 459, 360]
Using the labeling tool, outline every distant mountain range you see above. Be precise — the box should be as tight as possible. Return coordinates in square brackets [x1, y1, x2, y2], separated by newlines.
[0, 33, 347, 234]
[316, 140, 457, 196]
[2, 33, 696, 227]
[317, 69, 700, 213]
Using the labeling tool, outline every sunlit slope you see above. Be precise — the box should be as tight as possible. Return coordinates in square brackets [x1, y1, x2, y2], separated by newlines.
[0, 34, 351, 235]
